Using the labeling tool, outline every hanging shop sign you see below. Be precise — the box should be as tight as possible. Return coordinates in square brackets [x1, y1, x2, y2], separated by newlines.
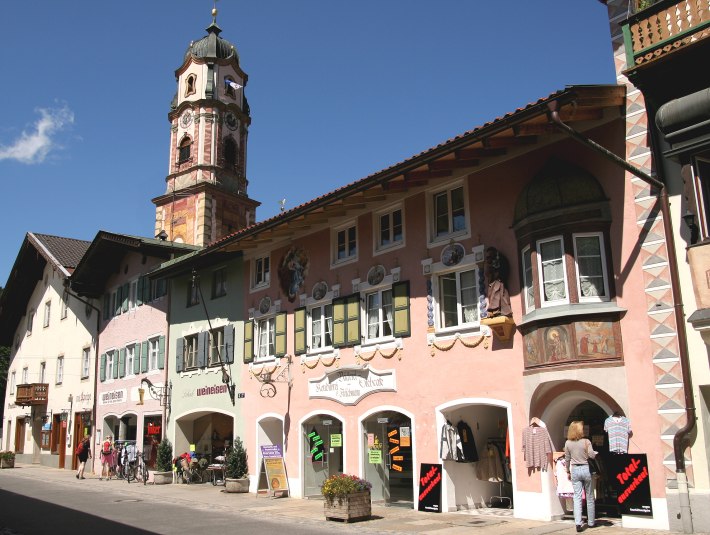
[418, 463, 442, 513]
[99, 389, 126, 406]
[308, 365, 396, 406]
[604, 453, 653, 517]
[146, 424, 161, 435]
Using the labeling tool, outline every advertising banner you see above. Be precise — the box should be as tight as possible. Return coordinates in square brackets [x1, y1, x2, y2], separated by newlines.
[418, 463, 442, 513]
[604, 453, 653, 517]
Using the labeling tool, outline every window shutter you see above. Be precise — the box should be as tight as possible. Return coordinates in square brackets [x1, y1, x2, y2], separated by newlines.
[294, 307, 307, 355]
[275, 311, 287, 357]
[113, 353, 119, 379]
[158, 336, 165, 369]
[224, 325, 234, 364]
[103, 294, 110, 321]
[243, 321, 254, 363]
[197, 331, 208, 368]
[345, 293, 361, 346]
[392, 280, 411, 338]
[119, 348, 126, 378]
[100, 353, 106, 382]
[114, 287, 122, 316]
[175, 338, 184, 373]
[141, 341, 148, 373]
[134, 342, 142, 374]
[332, 297, 346, 348]
[137, 277, 144, 306]
[122, 283, 129, 312]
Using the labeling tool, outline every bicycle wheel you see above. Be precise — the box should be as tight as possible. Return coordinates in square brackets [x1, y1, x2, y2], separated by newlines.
[142, 462, 148, 485]
[126, 463, 135, 483]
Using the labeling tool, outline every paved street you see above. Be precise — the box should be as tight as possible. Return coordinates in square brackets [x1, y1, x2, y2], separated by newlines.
[1, 464, 708, 535]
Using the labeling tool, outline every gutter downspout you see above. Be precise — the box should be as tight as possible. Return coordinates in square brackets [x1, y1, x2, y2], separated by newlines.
[63, 282, 102, 475]
[548, 101, 696, 533]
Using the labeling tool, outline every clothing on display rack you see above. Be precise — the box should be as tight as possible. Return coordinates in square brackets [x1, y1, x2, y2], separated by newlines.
[440, 420, 463, 461]
[456, 420, 478, 463]
[555, 455, 574, 498]
[475, 440, 505, 482]
[603, 413, 632, 453]
[522, 418, 554, 471]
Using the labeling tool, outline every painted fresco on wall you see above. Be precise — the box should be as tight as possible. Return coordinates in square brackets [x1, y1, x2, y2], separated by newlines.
[543, 326, 572, 363]
[278, 246, 310, 302]
[575, 321, 616, 358]
[523, 331, 542, 367]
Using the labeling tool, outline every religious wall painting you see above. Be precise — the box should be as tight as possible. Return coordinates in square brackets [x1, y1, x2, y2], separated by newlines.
[278, 246, 310, 302]
[523, 330, 542, 367]
[575, 320, 617, 359]
[543, 325, 572, 363]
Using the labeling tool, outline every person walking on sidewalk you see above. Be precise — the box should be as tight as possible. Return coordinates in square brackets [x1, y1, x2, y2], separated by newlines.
[100, 435, 113, 480]
[564, 421, 598, 532]
[75, 435, 92, 480]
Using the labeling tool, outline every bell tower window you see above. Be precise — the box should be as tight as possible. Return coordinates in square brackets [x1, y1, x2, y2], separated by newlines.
[185, 75, 196, 97]
[178, 137, 192, 163]
[224, 77, 237, 98]
[224, 137, 237, 167]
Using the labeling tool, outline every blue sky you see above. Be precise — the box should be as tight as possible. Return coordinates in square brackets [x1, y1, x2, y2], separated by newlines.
[0, 1, 616, 286]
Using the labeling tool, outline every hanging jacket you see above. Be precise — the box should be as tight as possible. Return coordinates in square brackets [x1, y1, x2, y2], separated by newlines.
[439, 422, 462, 461]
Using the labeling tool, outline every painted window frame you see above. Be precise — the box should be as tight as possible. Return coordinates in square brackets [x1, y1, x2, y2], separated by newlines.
[436, 267, 480, 333]
[252, 254, 271, 290]
[56, 357, 64, 384]
[426, 179, 470, 246]
[572, 232, 610, 302]
[61, 291, 69, 320]
[106, 351, 115, 381]
[208, 327, 225, 367]
[81, 348, 90, 379]
[125, 344, 136, 376]
[43, 301, 51, 328]
[21, 367, 28, 384]
[183, 334, 199, 370]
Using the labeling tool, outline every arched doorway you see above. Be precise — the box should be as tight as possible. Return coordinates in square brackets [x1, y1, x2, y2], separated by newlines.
[362, 410, 413, 507]
[174, 411, 234, 462]
[302, 413, 344, 497]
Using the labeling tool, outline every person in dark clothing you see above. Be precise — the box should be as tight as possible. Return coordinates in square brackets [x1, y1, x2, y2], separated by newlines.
[76, 435, 92, 480]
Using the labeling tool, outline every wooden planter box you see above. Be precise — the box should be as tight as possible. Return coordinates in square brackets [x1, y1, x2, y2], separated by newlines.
[324, 490, 371, 522]
[1, 458, 15, 469]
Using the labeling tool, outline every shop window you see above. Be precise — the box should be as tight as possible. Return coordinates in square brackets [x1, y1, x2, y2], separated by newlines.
[428, 181, 469, 245]
[244, 312, 286, 363]
[212, 267, 227, 298]
[81, 347, 90, 379]
[375, 205, 404, 253]
[252, 255, 270, 289]
[332, 222, 357, 265]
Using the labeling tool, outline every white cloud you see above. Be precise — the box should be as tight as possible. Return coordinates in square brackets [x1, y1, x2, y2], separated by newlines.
[0, 105, 74, 164]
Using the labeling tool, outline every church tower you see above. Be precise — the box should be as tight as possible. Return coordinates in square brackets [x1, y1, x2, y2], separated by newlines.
[153, 8, 259, 245]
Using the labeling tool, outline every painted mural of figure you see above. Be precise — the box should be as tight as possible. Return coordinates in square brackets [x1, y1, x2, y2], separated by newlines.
[278, 246, 310, 302]
[484, 246, 512, 317]
[580, 335, 590, 355]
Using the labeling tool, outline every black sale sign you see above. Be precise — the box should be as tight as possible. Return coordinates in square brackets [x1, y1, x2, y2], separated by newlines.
[605, 453, 653, 517]
[418, 463, 442, 513]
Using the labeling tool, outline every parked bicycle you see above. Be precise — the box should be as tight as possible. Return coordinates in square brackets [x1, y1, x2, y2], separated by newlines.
[122, 442, 148, 485]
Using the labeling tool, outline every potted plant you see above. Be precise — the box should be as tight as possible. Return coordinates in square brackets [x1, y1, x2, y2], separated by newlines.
[153, 439, 173, 485]
[0, 451, 15, 469]
[224, 436, 249, 493]
[322, 473, 372, 522]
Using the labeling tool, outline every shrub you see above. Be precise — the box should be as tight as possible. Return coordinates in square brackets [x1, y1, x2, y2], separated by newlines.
[321, 473, 372, 505]
[156, 439, 173, 472]
[225, 436, 248, 479]
[1, 451, 15, 461]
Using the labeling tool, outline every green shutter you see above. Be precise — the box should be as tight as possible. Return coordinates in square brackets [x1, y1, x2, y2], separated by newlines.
[332, 297, 346, 348]
[197, 332, 208, 367]
[134, 342, 142, 374]
[113, 352, 119, 379]
[158, 336, 165, 369]
[100, 353, 106, 382]
[294, 307, 307, 355]
[141, 341, 148, 373]
[103, 294, 110, 321]
[392, 280, 411, 338]
[114, 288, 122, 316]
[243, 321, 254, 363]
[119, 348, 126, 378]
[122, 283, 129, 312]
[345, 294, 361, 346]
[175, 338, 184, 373]
[275, 312, 287, 357]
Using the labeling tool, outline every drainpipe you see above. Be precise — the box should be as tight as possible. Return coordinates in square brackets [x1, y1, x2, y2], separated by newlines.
[63, 281, 102, 474]
[548, 101, 696, 533]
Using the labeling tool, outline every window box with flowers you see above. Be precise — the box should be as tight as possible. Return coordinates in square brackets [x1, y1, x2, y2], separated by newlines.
[322, 474, 372, 522]
[1, 451, 15, 469]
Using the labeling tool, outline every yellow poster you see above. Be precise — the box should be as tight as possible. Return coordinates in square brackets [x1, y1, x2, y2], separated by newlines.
[264, 457, 289, 495]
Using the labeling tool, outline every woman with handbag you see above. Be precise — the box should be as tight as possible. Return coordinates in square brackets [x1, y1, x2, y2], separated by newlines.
[564, 421, 598, 532]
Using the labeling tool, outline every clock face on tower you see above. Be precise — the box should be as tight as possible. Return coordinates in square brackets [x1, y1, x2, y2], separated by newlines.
[180, 110, 193, 128]
[225, 112, 238, 131]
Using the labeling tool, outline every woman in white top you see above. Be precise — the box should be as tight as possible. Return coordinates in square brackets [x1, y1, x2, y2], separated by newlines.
[564, 421, 598, 532]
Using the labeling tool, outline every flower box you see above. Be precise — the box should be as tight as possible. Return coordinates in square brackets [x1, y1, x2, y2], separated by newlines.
[1, 458, 15, 469]
[324, 490, 371, 522]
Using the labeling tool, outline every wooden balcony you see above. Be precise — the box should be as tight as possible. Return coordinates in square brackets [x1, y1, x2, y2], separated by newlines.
[15, 383, 49, 406]
[622, 0, 710, 71]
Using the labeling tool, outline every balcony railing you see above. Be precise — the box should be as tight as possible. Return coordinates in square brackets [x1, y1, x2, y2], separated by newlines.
[15, 383, 49, 406]
[622, 0, 710, 69]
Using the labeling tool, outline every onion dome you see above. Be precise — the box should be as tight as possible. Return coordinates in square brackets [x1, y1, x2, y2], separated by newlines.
[184, 8, 238, 62]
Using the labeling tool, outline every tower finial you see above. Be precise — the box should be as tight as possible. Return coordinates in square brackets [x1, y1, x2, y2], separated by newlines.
[212, 0, 218, 24]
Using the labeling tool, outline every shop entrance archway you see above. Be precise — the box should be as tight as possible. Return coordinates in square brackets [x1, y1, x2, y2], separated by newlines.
[174, 411, 234, 462]
[362, 410, 413, 508]
[302, 414, 344, 498]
